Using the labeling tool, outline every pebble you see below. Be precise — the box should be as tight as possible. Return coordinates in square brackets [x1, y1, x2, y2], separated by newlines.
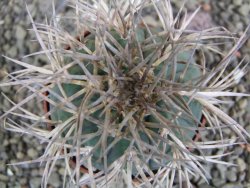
[4, 31, 11, 40]
[246, 40, 250, 49]
[247, 170, 250, 182]
[26, 41, 40, 54]
[7, 46, 17, 57]
[221, 183, 243, 188]
[245, 124, 250, 133]
[226, 169, 237, 182]
[232, 14, 240, 23]
[27, 148, 39, 159]
[237, 158, 246, 172]
[218, 2, 225, 9]
[48, 173, 61, 187]
[0, 151, 8, 161]
[233, 0, 243, 6]
[247, 153, 250, 164]
[13, 5, 22, 14]
[0, 174, 8, 181]
[221, 12, 229, 21]
[29, 177, 42, 188]
[212, 170, 220, 180]
[4, 15, 12, 25]
[3, 44, 10, 52]
[7, 168, 14, 176]
[0, 161, 6, 172]
[234, 146, 243, 156]
[27, 4, 38, 18]
[197, 183, 215, 188]
[212, 178, 225, 187]
[238, 6, 250, 16]
[185, 0, 198, 11]
[16, 152, 25, 159]
[20, 178, 27, 185]
[0, 182, 6, 188]
[31, 169, 40, 176]
[58, 167, 65, 176]
[17, 142, 24, 151]
[239, 171, 246, 181]
[15, 25, 27, 40]
[216, 164, 226, 179]
[0, 130, 5, 143]
[223, 128, 231, 135]
[236, 22, 244, 31]
[197, 178, 206, 185]
[15, 168, 24, 177]
[9, 138, 18, 144]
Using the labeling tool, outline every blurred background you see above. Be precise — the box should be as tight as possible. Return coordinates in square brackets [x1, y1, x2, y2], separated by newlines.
[0, 0, 249, 187]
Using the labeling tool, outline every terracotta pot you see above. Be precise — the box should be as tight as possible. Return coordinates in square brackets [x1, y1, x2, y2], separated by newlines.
[42, 30, 206, 186]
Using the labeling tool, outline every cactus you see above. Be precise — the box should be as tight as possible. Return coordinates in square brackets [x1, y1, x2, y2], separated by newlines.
[1, 0, 249, 187]
[49, 27, 203, 172]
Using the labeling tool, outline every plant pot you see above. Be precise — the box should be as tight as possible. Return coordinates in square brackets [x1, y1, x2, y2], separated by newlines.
[42, 28, 205, 186]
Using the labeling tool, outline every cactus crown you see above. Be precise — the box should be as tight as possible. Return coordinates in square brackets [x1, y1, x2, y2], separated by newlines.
[50, 20, 203, 171]
[1, 0, 249, 187]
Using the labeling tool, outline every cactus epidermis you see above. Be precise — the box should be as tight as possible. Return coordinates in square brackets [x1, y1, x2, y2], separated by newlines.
[49, 27, 202, 172]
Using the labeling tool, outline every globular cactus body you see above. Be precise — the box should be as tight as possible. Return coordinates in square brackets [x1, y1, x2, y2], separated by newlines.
[49, 27, 202, 172]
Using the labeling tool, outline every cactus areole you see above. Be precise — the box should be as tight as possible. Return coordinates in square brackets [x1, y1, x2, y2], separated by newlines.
[47, 26, 202, 173]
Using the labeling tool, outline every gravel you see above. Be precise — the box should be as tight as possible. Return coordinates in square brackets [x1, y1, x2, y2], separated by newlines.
[238, 6, 250, 16]
[0, 182, 7, 188]
[0, 0, 66, 188]
[221, 183, 244, 188]
[0, 0, 249, 188]
[226, 169, 237, 182]
[246, 124, 250, 133]
[27, 148, 39, 159]
[233, 0, 243, 6]
[29, 177, 43, 188]
[237, 158, 247, 172]
[48, 173, 61, 187]
[212, 178, 226, 187]
[15, 25, 27, 40]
